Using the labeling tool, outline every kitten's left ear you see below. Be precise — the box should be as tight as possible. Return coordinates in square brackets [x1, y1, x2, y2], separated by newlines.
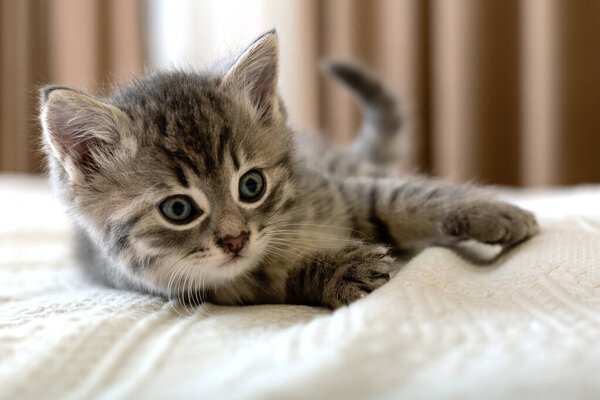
[221, 29, 280, 123]
[40, 86, 133, 180]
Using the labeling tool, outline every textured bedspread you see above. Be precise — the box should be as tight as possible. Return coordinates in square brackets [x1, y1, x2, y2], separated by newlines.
[1, 175, 599, 400]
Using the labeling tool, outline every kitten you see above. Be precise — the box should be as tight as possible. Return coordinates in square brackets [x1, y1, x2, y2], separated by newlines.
[40, 30, 538, 309]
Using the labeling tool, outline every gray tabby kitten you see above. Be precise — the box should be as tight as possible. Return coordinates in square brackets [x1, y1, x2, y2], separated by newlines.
[40, 31, 538, 309]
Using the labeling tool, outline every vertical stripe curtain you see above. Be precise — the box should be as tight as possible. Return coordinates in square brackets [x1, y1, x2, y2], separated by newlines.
[310, 0, 600, 186]
[0, 0, 143, 173]
[2, 0, 600, 187]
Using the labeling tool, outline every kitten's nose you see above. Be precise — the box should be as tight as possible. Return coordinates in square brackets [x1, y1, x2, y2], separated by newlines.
[218, 232, 249, 254]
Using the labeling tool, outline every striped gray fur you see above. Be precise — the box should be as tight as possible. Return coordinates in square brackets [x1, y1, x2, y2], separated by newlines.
[40, 30, 538, 309]
[326, 61, 404, 166]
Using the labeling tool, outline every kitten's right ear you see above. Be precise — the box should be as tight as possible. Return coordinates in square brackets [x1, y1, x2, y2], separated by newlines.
[40, 86, 131, 179]
[221, 30, 280, 123]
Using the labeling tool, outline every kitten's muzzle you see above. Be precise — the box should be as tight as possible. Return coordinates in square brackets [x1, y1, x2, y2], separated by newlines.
[217, 232, 249, 255]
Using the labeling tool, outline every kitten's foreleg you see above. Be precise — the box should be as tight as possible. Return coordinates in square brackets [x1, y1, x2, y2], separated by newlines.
[338, 176, 539, 251]
[285, 242, 392, 309]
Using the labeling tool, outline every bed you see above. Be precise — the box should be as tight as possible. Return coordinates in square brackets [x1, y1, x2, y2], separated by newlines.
[1, 174, 599, 400]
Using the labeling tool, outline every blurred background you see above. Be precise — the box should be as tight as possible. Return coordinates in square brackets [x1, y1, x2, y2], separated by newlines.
[2, 0, 600, 186]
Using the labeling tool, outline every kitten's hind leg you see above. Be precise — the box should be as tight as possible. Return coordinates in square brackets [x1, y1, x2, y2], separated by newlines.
[285, 242, 392, 309]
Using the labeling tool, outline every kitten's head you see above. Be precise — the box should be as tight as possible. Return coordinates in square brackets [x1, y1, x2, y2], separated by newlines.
[40, 30, 299, 294]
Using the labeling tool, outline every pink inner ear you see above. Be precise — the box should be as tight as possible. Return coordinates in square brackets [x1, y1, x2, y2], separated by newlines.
[68, 136, 104, 174]
[46, 104, 107, 173]
[249, 64, 277, 121]
[223, 32, 279, 122]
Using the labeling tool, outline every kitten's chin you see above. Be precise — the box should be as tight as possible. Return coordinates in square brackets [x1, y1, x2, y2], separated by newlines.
[144, 250, 263, 296]
[211, 254, 260, 283]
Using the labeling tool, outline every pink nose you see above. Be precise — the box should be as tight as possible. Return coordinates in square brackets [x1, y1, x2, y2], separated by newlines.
[218, 232, 249, 254]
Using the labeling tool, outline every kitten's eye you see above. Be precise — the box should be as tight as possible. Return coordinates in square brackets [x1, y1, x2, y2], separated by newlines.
[239, 170, 265, 202]
[159, 195, 199, 224]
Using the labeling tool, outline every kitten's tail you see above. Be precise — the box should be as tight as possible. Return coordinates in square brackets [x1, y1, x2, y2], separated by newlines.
[325, 62, 404, 166]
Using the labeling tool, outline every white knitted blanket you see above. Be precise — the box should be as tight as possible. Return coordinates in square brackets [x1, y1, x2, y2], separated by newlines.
[1, 175, 599, 400]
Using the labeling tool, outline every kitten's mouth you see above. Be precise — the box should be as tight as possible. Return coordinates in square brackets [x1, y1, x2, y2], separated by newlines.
[219, 255, 244, 268]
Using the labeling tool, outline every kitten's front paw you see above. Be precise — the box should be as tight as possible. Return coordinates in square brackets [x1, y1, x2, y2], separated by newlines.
[324, 244, 392, 309]
[442, 200, 539, 246]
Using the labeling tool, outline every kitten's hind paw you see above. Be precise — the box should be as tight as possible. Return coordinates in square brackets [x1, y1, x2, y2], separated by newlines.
[442, 200, 539, 247]
[323, 244, 392, 309]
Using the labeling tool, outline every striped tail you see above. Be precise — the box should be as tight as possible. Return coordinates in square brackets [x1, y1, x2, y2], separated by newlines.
[325, 62, 404, 166]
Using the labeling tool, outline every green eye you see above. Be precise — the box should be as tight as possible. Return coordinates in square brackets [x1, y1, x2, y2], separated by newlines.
[159, 195, 199, 224]
[239, 170, 265, 202]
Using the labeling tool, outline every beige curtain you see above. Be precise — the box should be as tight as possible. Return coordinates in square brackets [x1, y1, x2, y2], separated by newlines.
[0, 0, 143, 173]
[306, 0, 600, 186]
[2, 0, 600, 187]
